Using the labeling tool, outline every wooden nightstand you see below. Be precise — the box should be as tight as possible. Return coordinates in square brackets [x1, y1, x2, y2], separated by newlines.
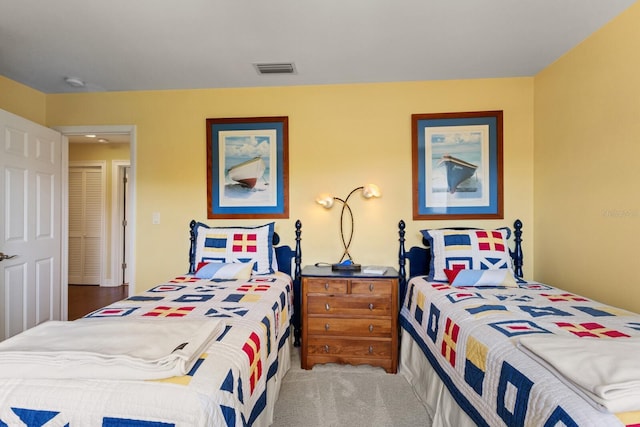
[301, 265, 399, 373]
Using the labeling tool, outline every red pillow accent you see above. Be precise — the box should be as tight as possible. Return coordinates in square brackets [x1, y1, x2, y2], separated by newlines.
[444, 266, 465, 283]
[195, 261, 209, 272]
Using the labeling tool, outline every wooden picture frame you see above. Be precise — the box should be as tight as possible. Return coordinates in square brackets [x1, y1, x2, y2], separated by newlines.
[206, 116, 289, 218]
[412, 110, 503, 220]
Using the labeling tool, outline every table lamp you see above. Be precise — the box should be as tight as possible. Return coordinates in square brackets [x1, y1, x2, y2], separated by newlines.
[316, 183, 381, 271]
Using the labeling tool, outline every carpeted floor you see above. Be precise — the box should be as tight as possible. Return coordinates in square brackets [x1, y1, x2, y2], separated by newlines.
[271, 346, 429, 427]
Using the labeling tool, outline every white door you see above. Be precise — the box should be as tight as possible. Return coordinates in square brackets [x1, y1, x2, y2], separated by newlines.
[68, 165, 104, 285]
[0, 109, 63, 341]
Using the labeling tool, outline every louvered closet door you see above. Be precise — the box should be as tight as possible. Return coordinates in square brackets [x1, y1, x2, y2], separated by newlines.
[68, 167, 103, 285]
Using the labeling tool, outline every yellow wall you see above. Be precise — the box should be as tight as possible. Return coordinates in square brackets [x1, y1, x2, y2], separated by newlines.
[68, 143, 131, 284]
[0, 75, 47, 124]
[534, 2, 640, 312]
[46, 79, 534, 293]
[3, 7, 637, 311]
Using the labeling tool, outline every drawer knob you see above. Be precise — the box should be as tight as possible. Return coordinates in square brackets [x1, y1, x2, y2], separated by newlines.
[325, 323, 330, 331]
[369, 346, 374, 354]
[325, 303, 331, 311]
[325, 282, 329, 290]
[369, 283, 374, 291]
[368, 303, 374, 310]
[369, 324, 374, 333]
[324, 345, 330, 353]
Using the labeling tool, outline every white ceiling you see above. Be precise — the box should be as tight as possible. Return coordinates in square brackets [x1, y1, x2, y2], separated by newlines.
[0, 0, 635, 94]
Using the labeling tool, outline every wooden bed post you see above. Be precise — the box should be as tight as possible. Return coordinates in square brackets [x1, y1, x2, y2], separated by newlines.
[513, 219, 523, 277]
[398, 220, 407, 302]
[293, 219, 302, 347]
[294, 220, 302, 283]
[188, 220, 198, 274]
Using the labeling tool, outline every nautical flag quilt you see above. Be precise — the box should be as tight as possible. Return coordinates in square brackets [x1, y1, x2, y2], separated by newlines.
[400, 276, 640, 427]
[0, 272, 293, 427]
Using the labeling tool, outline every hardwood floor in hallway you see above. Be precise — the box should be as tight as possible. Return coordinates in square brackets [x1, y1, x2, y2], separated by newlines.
[68, 285, 128, 320]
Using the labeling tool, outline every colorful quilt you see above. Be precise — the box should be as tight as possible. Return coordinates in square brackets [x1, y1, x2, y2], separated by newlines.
[0, 272, 293, 427]
[400, 276, 640, 427]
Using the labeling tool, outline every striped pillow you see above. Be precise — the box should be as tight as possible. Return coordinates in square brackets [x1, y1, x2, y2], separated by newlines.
[446, 268, 518, 287]
[195, 261, 255, 280]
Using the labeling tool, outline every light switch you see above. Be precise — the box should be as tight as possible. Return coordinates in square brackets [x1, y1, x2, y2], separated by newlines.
[152, 212, 160, 224]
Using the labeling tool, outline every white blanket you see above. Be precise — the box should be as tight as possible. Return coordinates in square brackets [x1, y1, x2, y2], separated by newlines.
[518, 335, 640, 413]
[0, 318, 224, 380]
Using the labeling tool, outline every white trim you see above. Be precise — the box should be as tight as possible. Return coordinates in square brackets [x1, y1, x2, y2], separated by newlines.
[60, 136, 69, 320]
[111, 161, 130, 287]
[56, 125, 136, 297]
[55, 125, 134, 138]
[129, 127, 136, 297]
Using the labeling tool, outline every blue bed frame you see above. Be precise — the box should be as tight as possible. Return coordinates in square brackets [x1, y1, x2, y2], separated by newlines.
[187, 219, 303, 346]
[397, 219, 523, 301]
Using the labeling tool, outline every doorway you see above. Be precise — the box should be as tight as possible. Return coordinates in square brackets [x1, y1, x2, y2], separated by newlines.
[56, 125, 136, 319]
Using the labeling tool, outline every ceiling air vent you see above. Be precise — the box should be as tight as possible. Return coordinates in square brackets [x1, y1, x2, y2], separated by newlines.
[254, 62, 296, 75]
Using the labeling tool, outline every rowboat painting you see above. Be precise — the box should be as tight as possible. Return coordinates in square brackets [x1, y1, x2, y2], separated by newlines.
[227, 156, 266, 189]
[438, 155, 478, 194]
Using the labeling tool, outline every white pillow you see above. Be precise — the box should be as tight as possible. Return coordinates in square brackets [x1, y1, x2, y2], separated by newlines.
[422, 228, 513, 281]
[194, 222, 275, 274]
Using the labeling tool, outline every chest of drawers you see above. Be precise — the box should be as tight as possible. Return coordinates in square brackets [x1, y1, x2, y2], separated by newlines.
[301, 266, 398, 373]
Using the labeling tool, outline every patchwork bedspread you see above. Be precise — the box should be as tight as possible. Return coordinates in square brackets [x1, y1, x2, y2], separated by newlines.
[0, 272, 293, 427]
[400, 276, 640, 427]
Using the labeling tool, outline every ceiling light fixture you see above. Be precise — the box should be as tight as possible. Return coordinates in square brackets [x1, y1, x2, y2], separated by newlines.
[64, 76, 86, 88]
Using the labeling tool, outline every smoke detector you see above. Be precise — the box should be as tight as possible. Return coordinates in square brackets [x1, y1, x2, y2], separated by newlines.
[64, 77, 86, 88]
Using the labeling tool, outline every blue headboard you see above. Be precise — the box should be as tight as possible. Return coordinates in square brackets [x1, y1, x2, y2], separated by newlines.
[397, 219, 523, 300]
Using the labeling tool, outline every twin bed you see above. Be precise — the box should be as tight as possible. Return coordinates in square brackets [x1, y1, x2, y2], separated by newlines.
[397, 219, 640, 427]
[0, 220, 301, 427]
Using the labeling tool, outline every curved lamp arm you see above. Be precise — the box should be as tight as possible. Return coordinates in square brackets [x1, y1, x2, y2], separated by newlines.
[316, 184, 381, 265]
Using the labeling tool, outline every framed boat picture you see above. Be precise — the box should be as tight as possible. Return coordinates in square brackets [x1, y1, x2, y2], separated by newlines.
[412, 111, 503, 220]
[206, 116, 289, 218]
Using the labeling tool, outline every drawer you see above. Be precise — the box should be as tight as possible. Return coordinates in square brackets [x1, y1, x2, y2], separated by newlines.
[306, 295, 391, 316]
[307, 317, 392, 337]
[351, 279, 393, 296]
[307, 337, 392, 358]
[305, 278, 348, 294]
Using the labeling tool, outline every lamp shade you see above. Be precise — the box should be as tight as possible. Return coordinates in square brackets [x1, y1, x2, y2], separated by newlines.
[316, 193, 335, 209]
[362, 183, 381, 199]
